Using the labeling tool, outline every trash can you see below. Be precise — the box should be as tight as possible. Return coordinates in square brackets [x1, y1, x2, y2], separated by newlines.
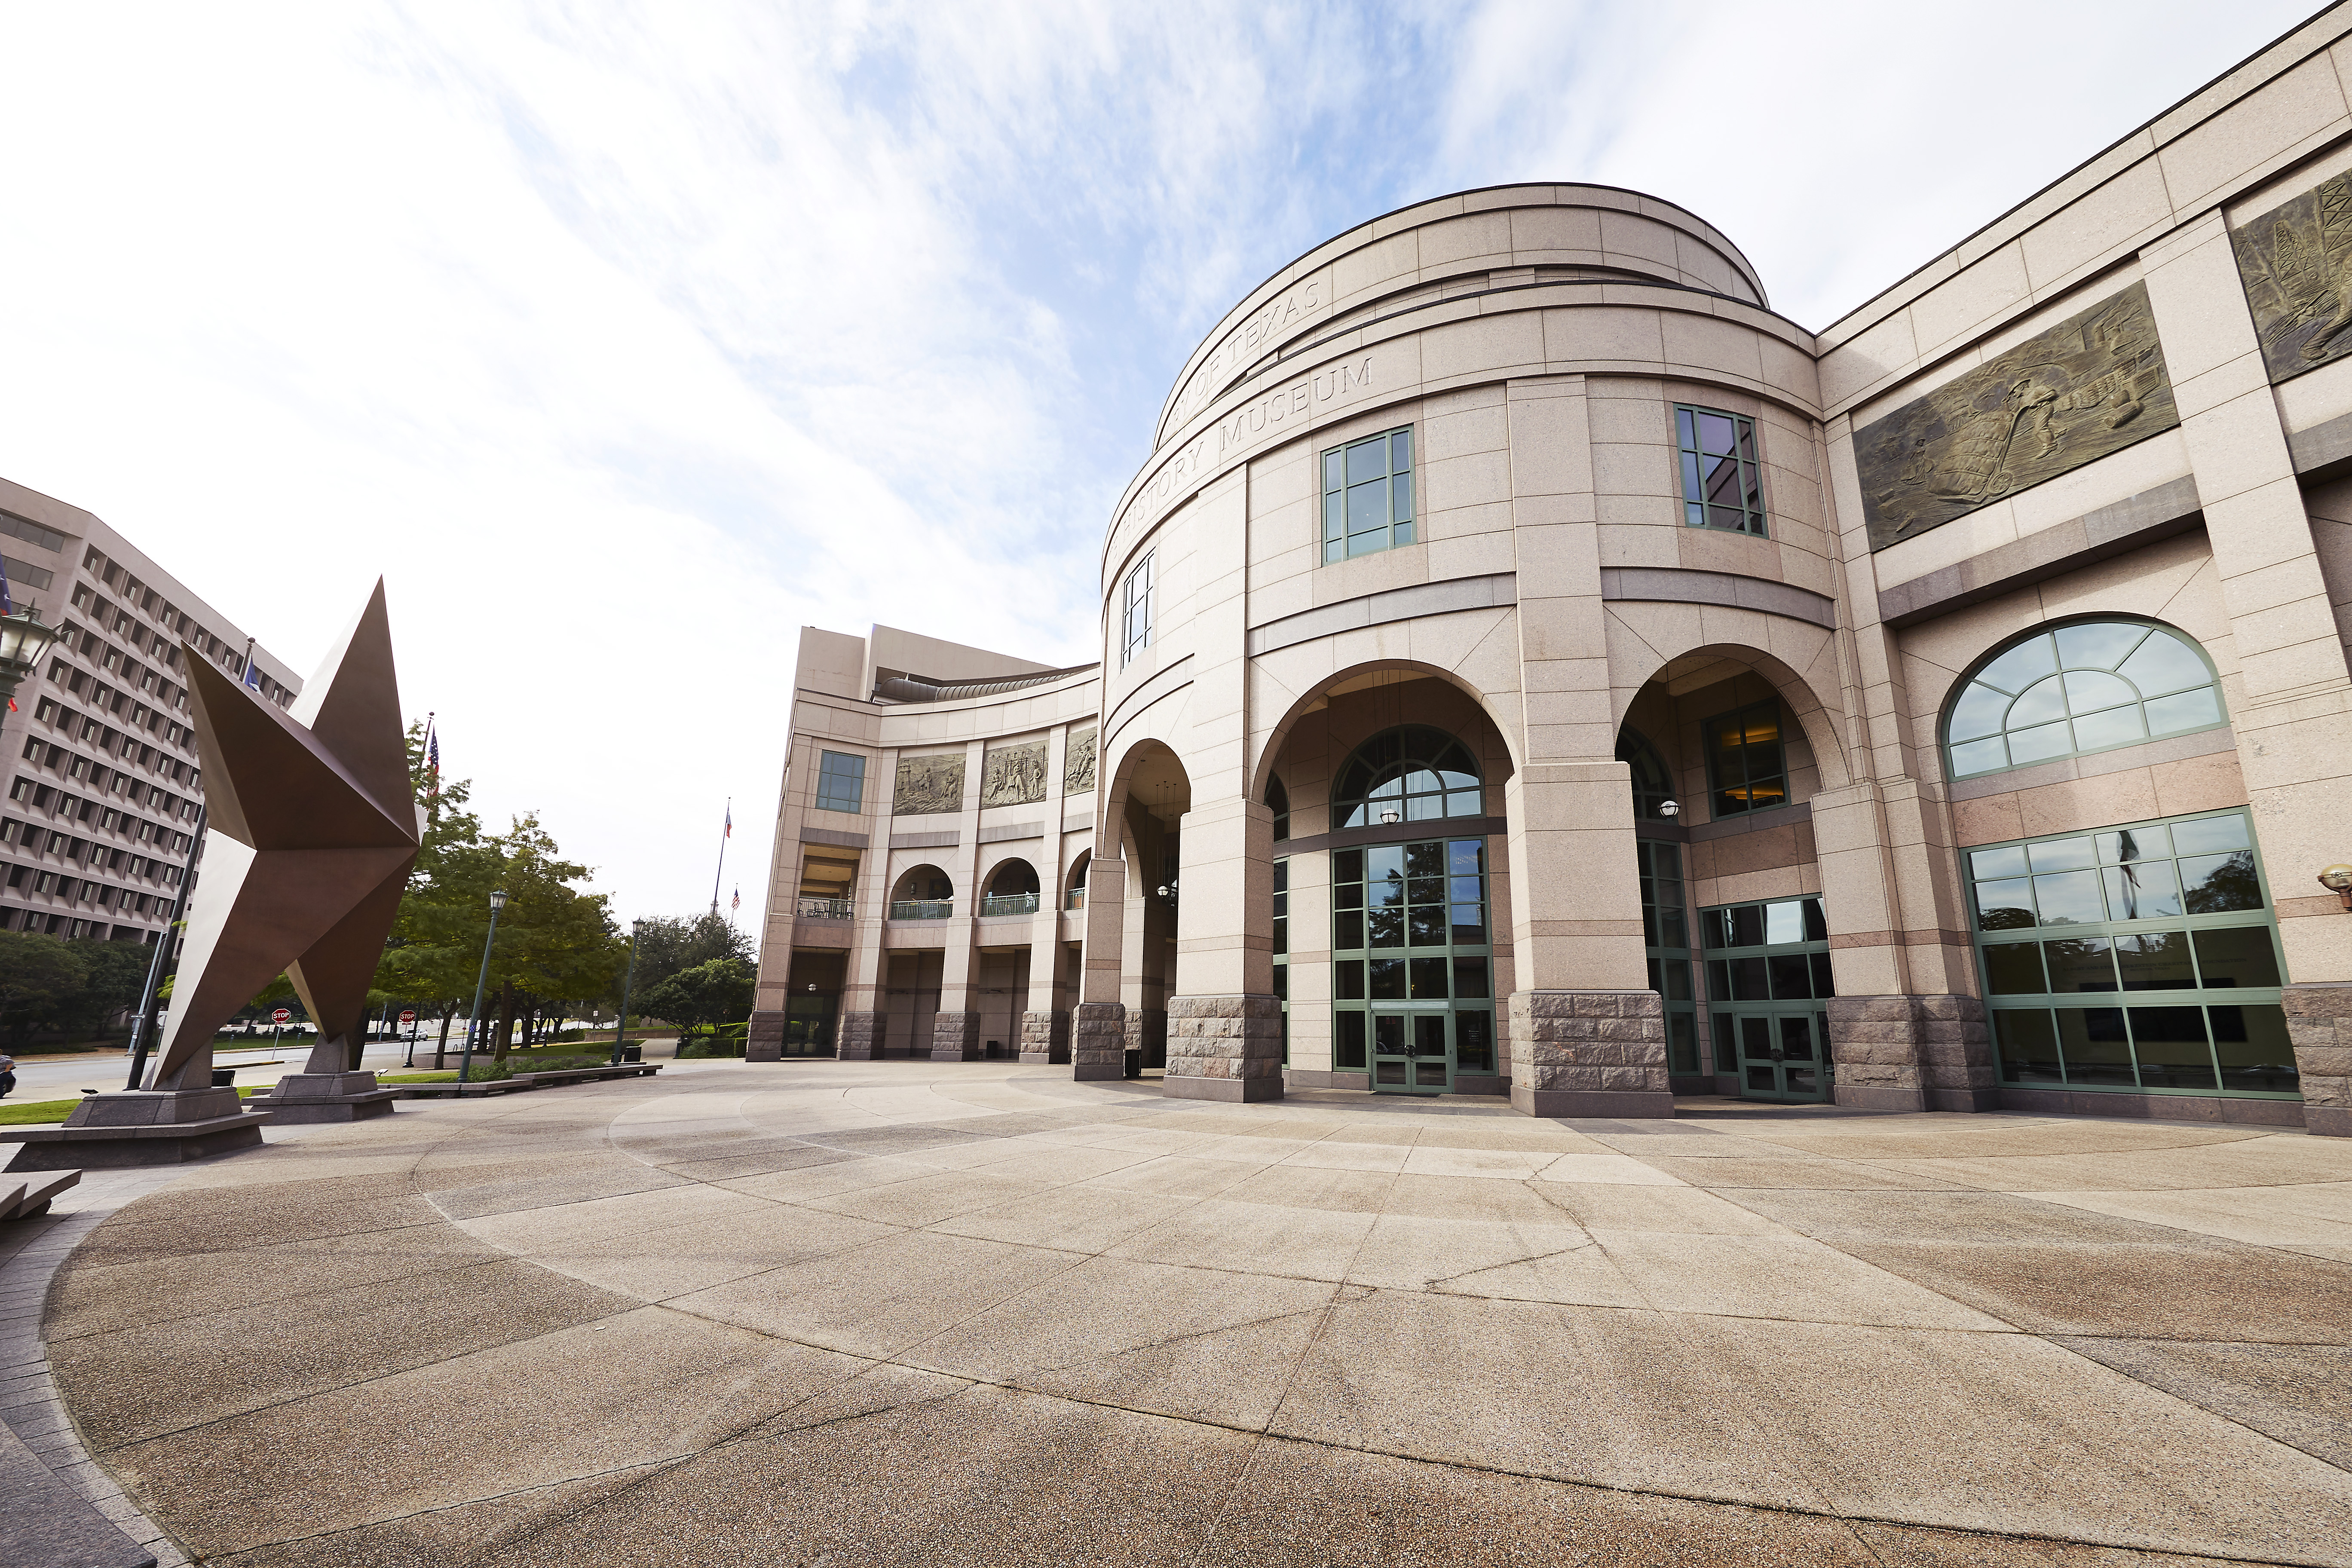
[211, 1068, 238, 1087]
[1123, 1048, 1141, 1079]
[621, 1044, 643, 1063]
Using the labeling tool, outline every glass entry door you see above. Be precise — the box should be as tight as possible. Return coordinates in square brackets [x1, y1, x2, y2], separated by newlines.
[1372, 1009, 1452, 1093]
[783, 994, 836, 1056]
[1721, 1010, 1828, 1102]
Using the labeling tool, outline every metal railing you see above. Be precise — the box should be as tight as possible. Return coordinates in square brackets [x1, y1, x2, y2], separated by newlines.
[796, 897, 854, 921]
[888, 898, 954, 921]
[1065, 888, 1087, 910]
[980, 892, 1040, 916]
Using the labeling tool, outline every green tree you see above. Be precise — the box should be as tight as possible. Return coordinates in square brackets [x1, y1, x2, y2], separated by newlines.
[0, 932, 92, 1042]
[635, 957, 755, 1047]
[375, 721, 501, 1061]
[478, 812, 626, 1057]
[61, 938, 154, 1037]
[628, 913, 752, 997]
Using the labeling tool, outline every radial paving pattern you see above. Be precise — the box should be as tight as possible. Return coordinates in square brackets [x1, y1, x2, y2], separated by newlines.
[37, 1063, 2352, 1565]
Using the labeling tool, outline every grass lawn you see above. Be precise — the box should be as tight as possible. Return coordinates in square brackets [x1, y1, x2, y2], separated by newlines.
[0, 1098, 80, 1126]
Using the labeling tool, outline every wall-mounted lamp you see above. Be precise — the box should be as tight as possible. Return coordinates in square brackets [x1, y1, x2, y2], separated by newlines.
[2319, 864, 2352, 911]
[1658, 799, 1681, 818]
[1378, 806, 1402, 826]
[1156, 881, 1179, 907]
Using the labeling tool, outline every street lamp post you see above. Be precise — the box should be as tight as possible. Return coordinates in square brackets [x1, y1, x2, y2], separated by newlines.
[610, 920, 643, 1065]
[456, 889, 508, 1086]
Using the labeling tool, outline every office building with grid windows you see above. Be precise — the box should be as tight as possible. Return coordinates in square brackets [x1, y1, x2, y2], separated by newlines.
[0, 476, 300, 945]
[756, 14, 2352, 1136]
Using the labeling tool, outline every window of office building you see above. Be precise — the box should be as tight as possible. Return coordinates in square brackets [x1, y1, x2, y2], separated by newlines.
[1967, 808, 2294, 1097]
[1121, 552, 1154, 668]
[1705, 701, 1786, 818]
[1638, 839, 1700, 1072]
[1943, 619, 2225, 781]
[813, 750, 865, 814]
[1332, 725, 1482, 829]
[1331, 837, 1493, 1093]
[1675, 405, 1766, 536]
[1268, 775, 1289, 842]
[1701, 894, 1834, 1101]
[1617, 725, 1677, 821]
[1323, 427, 1414, 563]
[1272, 857, 1289, 1065]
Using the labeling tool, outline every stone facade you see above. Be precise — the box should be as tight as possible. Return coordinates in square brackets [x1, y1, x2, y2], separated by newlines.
[1071, 1001, 1126, 1081]
[1506, 991, 1669, 1119]
[1018, 1008, 1069, 1065]
[1163, 994, 1283, 1102]
[2285, 983, 2352, 1138]
[836, 1010, 882, 1061]
[1826, 996, 1996, 1113]
[929, 1010, 979, 1062]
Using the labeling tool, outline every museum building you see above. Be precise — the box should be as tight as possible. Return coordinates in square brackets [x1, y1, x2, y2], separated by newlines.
[751, 12, 2352, 1136]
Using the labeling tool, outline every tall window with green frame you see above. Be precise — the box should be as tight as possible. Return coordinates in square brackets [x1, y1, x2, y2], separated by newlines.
[814, 750, 866, 814]
[1271, 858, 1289, 1065]
[1705, 700, 1786, 817]
[1675, 405, 1766, 536]
[1330, 839, 1493, 1077]
[1968, 808, 2295, 1097]
[1323, 427, 1414, 563]
[1638, 840, 1699, 1071]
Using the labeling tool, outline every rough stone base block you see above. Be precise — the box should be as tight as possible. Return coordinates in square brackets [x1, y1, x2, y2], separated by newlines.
[1164, 994, 1283, 1102]
[1072, 1001, 1127, 1081]
[1828, 995, 1994, 1114]
[746, 1010, 785, 1063]
[7, 1089, 268, 1170]
[263, 1072, 399, 1124]
[1507, 990, 1669, 1121]
[930, 1011, 980, 1061]
[2286, 982, 2351, 1137]
[836, 1011, 883, 1060]
[1018, 1009, 1069, 1065]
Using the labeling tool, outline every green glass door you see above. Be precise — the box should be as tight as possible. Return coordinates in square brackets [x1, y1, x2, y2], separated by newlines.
[1720, 1010, 1828, 1102]
[784, 994, 836, 1057]
[1371, 1009, 1451, 1093]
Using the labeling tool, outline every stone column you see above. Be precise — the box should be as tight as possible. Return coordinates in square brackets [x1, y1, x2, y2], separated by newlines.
[1073, 853, 1127, 1079]
[1501, 374, 1669, 1118]
[2141, 214, 2352, 1133]
[1019, 913, 1069, 1064]
[1162, 793, 1281, 1102]
[930, 917, 980, 1060]
[836, 840, 891, 1060]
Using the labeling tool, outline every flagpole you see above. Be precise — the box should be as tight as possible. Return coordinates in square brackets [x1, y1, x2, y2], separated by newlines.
[709, 798, 730, 917]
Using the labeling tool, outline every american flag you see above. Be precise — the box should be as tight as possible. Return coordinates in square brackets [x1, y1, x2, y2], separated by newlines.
[731, 886, 740, 912]
[426, 714, 440, 798]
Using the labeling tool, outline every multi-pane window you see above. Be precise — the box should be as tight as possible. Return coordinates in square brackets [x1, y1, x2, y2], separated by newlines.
[1323, 427, 1414, 563]
[1968, 809, 2293, 1097]
[1675, 405, 1766, 536]
[1705, 701, 1786, 817]
[1617, 726, 1677, 820]
[1638, 840, 1699, 1072]
[1121, 552, 1154, 668]
[1268, 775, 1290, 843]
[1944, 620, 2224, 780]
[813, 750, 865, 814]
[1332, 725, 1481, 829]
[1331, 838, 1494, 1088]
[1272, 858, 1289, 1065]
[1700, 895, 1835, 1100]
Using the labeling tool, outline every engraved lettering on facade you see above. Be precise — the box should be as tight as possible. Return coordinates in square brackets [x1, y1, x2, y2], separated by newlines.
[2233, 171, 2352, 382]
[1063, 729, 1097, 795]
[1853, 284, 2176, 551]
[980, 741, 1048, 808]
[892, 753, 965, 816]
[1169, 275, 1329, 432]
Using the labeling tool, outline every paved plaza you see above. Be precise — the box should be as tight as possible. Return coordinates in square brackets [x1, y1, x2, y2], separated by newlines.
[16, 1063, 2352, 1565]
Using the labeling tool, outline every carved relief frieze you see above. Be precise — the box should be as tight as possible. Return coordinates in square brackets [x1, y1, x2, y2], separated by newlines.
[981, 741, 1048, 808]
[1853, 282, 2177, 551]
[2233, 171, 2352, 382]
[1063, 729, 1097, 795]
[891, 753, 965, 816]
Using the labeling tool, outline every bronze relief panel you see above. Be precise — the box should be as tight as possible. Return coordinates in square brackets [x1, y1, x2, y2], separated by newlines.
[1063, 728, 1097, 795]
[981, 741, 1048, 807]
[1853, 282, 2177, 551]
[892, 753, 965, 816]
[2233, 170, 2352, 382]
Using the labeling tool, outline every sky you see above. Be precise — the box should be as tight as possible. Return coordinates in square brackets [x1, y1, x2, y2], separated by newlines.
[0, 0, 2322, 931]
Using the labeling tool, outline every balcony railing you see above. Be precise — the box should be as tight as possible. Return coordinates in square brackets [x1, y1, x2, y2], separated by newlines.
[1065, 888, 1086, 910]
[796, 897, 854, 921]
[980, 892, 1040, 916]
[888, 899, 953, 921]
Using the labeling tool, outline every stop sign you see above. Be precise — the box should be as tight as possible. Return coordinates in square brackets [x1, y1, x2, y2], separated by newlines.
[398, 1010, 416, 1025]
[271, 1008, 291, 1024]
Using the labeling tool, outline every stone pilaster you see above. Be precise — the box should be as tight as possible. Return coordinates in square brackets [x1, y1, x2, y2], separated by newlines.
[1018, 1009, 1069, 1065]
[1827, 995, 1994, 1111]
[836, 1010, 882, 1061]
[1163, 994, 1283, 1102]
[1072, 1000, 1127, 1081]
[745, 1010, 785, 1063]
[2284, 982, 2352, 1138]
[929, 1011, 979, 1061]
[1505, 990, 1668, 1118]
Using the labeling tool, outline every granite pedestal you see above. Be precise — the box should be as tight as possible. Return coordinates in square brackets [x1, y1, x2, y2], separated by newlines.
[261, 1070, 400, 1123]
[3, 1087, 268, 1170]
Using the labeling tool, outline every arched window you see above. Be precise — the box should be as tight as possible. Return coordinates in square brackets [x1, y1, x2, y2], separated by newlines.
[1944, 619, 2224, 781]
[1267, 775, 1290, 842]
[1332, 725, 1481, 829]
[1615, 726, 1675, 820]
[1065, 850, 1091, 911]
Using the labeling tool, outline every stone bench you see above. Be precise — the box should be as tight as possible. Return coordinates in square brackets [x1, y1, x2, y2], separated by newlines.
[395, 1063, 662, 1098]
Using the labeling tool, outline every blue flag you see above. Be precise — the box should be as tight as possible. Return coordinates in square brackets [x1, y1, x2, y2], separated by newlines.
[0, 555, 15, 617]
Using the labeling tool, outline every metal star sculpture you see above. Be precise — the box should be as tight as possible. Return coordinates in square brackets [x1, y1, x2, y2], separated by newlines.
[147, 580, 423, 1092]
